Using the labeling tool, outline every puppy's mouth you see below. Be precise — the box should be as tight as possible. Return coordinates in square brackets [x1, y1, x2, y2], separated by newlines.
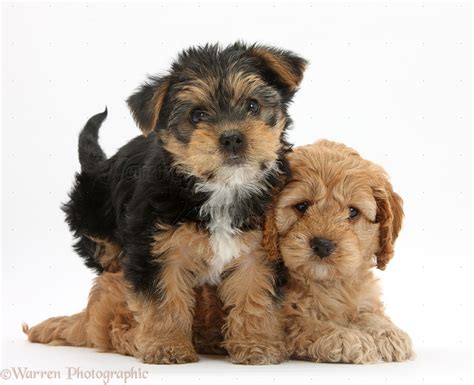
[310, 262, 333, 280]
[312, 256, 332, 263]
[224, 154, 245, 166]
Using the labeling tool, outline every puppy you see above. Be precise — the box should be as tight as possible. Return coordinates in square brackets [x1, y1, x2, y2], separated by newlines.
[263, 140, 413, 363]
[26, 42, 307, 364]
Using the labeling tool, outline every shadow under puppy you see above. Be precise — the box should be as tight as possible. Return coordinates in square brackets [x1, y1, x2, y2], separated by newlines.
[264, 140, 414, 363]
[25, 42, 307, 365]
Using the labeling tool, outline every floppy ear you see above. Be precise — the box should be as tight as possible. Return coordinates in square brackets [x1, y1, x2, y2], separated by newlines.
[262, 204, 281, 262]
[127, 76, 171, 136]
[374, 184, 404, 270]
[250, 45, 308, 98]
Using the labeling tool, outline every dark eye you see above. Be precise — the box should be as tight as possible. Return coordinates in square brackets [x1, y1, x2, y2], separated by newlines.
[348, 207, 359, 220]
[294, 201, 310, 213]
[247, 100, 259, 114]
[191, 109, 206, 124]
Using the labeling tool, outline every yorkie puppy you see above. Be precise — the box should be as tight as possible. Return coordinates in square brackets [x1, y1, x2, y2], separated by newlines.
[264, 140, 414, 363]
[26, 42, 307, 364]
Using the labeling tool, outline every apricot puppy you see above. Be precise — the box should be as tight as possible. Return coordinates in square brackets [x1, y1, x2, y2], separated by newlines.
[264, 140, 414, 363]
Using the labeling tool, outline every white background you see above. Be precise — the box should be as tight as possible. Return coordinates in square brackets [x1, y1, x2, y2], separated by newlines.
[1, 1, 472, 384]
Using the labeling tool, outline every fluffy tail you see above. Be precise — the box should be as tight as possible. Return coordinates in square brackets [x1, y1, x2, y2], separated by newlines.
[78, 108, 108, 173]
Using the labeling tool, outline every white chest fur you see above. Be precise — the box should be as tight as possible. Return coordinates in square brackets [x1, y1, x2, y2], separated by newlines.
[197, 182, 242, 285]
[195, 166, 270, 285]
[206, 221, 242, 284]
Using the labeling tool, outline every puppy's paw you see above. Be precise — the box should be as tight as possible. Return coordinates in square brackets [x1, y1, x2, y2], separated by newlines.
[226, 340, 288, 365]
[23, 317, 73, 346]
[371, 327, 414, 362]
[137, 339, 199, 364]
[307, 329, 380, 364]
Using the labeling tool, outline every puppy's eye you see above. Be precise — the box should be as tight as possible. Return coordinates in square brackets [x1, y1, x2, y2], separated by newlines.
[191, 109, 206, 124]
[247, 100, 259, 114]
[294, 201, 310, 213]
[348, 206, 359, 220]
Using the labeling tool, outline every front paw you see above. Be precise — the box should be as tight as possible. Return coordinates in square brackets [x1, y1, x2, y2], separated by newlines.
[306, 329, 380, 364]
[226, 339, 288, 365]
[137, 339, 199, 364]
[371, 327, 414, 362]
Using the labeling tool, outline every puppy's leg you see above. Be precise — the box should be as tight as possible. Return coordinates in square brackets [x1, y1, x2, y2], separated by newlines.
[130, 254, 198, 364]
[285, 315, 380, 364]
[192, 285, 226, 355]
[219, 245, 287, 365]
[84, 272, 137, 355]
[354, 312, 414, 362]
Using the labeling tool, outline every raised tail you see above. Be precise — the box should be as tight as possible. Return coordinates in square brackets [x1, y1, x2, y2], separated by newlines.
[78, 108, 108, 173]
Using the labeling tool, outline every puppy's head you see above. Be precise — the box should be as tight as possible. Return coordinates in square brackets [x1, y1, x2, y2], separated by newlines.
[263, 140, 403, 281]
[127, 42, 307, 184]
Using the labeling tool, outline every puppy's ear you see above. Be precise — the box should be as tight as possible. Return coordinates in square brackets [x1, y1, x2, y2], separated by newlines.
[262, 205, 280, 262]
[127, 76, 171, 136]
[250, 45, 308, 98]
[374, 184, 404, 270]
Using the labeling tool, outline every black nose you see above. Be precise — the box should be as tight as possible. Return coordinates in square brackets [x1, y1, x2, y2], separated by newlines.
[219, 131, 245, 155]
[310, 238, 336, 258]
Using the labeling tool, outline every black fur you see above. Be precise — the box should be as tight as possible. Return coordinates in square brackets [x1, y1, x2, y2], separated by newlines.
[78, 108, 108, 173]
[272, 259, 289, 303]
[63, 42, 305, 298]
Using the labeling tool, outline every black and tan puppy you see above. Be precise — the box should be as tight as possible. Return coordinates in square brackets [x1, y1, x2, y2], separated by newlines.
[26, 42, 307, 364]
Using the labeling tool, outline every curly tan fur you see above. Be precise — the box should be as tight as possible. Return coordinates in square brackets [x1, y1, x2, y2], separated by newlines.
[24, 272, 226, 358]
[269, 140, 413, 364]
[25, 228, 287, 364]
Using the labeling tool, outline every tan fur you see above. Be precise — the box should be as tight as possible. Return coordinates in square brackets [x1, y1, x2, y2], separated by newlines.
[175, 77, 218, 106]
[218, 233, 287, 364]
[269, 140, 413, 363]
[163, 117, 284, 181]
[226, 72, 267, 102]
[140, 79, 170, 136]
[25, 227, 286, 364]
[252, 48, 306, 91]
[162, 73, 286, 182]
[87, 236, 122, 273]
[126, 223, 221, 364]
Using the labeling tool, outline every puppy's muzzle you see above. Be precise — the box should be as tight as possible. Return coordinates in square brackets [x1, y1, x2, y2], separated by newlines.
[219, 131, 245, 159]
[310, 237, 336, 258]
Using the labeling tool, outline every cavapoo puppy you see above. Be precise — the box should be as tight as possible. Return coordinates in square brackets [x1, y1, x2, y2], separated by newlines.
[264, 140, 414, 363]
[25, 42, 307, 365]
